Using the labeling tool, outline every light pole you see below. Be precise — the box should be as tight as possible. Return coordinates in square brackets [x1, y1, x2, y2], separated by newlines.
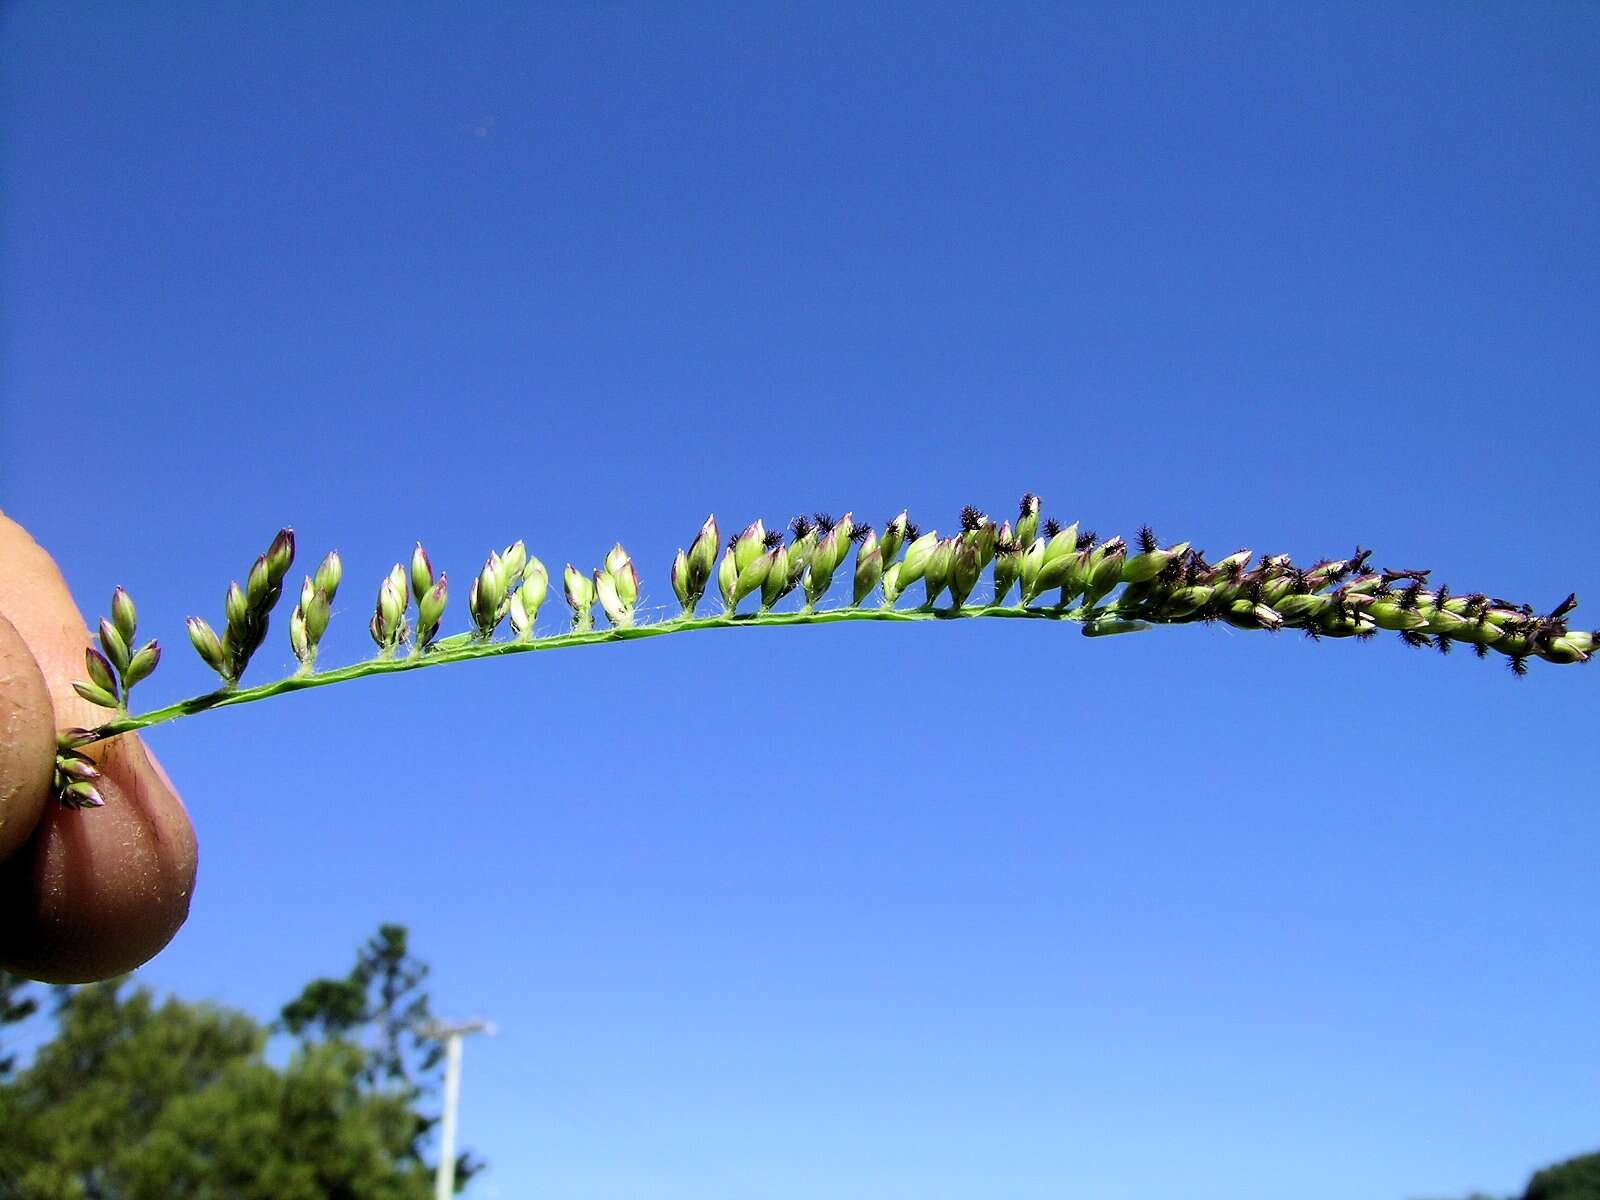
[419, 1018, 494, 1200]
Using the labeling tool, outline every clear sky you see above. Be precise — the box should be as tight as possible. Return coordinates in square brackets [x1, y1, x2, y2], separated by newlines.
[2, 4, 1597, 1198]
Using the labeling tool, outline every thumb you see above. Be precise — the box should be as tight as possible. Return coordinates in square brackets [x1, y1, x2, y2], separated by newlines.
[0, 613, 56, 863]
[0, 512, 199, 983]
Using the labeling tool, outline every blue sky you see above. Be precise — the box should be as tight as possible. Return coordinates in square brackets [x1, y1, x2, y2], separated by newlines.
[3, 4, 1598, 1197]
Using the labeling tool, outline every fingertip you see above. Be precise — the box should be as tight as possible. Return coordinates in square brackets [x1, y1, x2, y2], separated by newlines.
[0, 731, 198, 983]
[0, 614, 56, 863]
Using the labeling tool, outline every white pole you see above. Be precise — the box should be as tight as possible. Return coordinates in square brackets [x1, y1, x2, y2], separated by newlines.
[421, 1019, 492, 1200]
[435, 1032, 464, 1200]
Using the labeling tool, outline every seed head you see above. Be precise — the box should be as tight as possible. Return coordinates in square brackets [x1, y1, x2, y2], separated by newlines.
[852, 531, 883, 606]
[606, 547, 639, 608]
[686, 516, 719, 597]
[595, 567, 635, 628]
[922, 538, 956, 606]
[59, 780, 106, 809]
[265, 528, 296, 588]
[302, 582, 332, 642]
[374, 569, 410, 650]
[601, 542, 628, 579]
[948, 539, 981, 608]
[734, 521, 767, 572]
[564, 564, 596, 631]
[187, 616, 227, 675]
[290, 606, 311, 663]
[1078, 538, 1127, 609]
[522, 557, 548, 614]
[898, 530, 940, 586]
[110, 587, 138, 644]
[718, 546, 739, 610]
[730, 545, 771, 608]
[1016, 494, 1041, 547]
[880, 560, 905, 605]
[1122, 538, 1189, 586]
[418, 575, 450, 647]
[761, 545, 791, 610]
[97, 617, 130, 675]
[411, 544, 434, 604]
[314, 551, 343, 599]
[1018, 537, 1046, 604]
[123, 641, 161, 689]
[804, 531, 841, 606]
[245, 554, 273, 609]
[992, 523, 1021, 605]
[879, 511, 910, 564]
[672, 549, 691, 608]
[511, 584, 549, 640]
[83, 647, 118, 698]
[225, 581, 248, 628]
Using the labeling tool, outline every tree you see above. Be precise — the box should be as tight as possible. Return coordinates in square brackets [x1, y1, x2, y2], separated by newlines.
[0, 926, 475, 1199]
[279, 923, 443, 1090]
[1524, 1154, 1600, 1200]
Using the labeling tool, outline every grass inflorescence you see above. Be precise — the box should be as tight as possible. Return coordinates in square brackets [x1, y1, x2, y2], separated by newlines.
[61, 495, 1593, 806]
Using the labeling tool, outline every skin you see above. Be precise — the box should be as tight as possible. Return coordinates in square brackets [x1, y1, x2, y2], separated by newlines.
[0, 512, 198, 983]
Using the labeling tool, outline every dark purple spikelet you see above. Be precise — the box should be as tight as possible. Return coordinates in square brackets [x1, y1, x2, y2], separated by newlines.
[813, 512, 836, 533]
[1350, 546, 1373, 574]
[727, 533, 740, 551]
[1400, 581, 1424, 611]
[1508, 653, 1529, 677]
[849, 524, 873, 544]
[1550, 592, 1579, 620]
[1384, 567, 1431, 585]
[960, 505, 985, 532]
[1474, 641, 1489, 658]
[1076, 530, 1097, 551]
[1435, 635, 1453, 655]
[903, 521, 921, 541]
[1136, 525, 1157, 555]
[1041, 518, 1062, 539]
[763, 529, 784, 550]
[789, 515, 814, 539]
[1399, 629, 1432, 650]
[1018, 493, 1038, 515]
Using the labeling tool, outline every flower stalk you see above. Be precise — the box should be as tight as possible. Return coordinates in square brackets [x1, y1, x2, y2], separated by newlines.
[59, 494, 1593, 808]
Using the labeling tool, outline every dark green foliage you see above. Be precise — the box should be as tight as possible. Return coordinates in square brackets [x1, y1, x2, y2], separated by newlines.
[0, 970, 38, 1078]
[280, 923, 444, 1090]
[0, 926, 477, 1199]
[1525, 1153, 1600, 1200]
